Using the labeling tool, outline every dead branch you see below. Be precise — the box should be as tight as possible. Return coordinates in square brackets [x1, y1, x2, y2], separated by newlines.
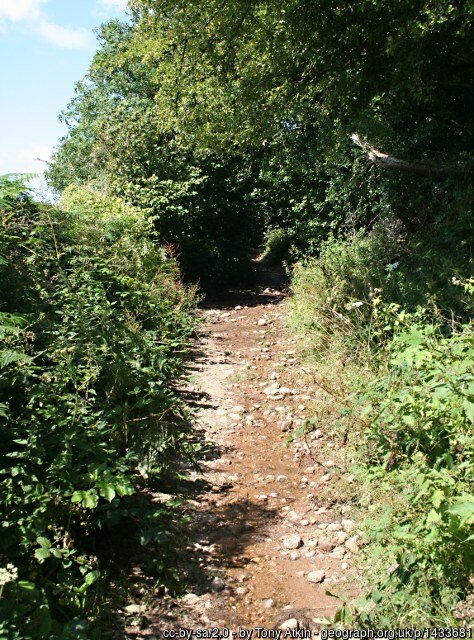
[351, 133, 459, 176]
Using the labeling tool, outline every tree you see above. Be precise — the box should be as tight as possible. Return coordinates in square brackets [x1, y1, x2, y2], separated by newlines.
[48, 20, 263, 287]
[48, 1, 473, 269]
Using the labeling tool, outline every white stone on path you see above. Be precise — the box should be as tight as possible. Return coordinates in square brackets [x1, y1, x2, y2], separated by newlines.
[307, 570, 326, 584]
[279, 619, 299, 630]
[342, 519, 356, 532]
[345, 536, 360, 553]
[282, 534, 303, 550]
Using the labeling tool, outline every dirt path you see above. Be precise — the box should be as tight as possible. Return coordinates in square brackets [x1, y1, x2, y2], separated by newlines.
[124, 272, 360, 636]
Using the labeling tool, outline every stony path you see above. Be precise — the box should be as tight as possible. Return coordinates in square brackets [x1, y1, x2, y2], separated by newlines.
[124, 280, 360, 636]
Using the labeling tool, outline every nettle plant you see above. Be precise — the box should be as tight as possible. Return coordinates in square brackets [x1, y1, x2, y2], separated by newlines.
[351, 307, 474, 625]
[0, 178, 196, 638]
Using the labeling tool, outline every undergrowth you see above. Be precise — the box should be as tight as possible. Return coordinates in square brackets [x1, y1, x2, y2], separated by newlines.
[0, 176, 197, 638]
[289, 224, 473, 627]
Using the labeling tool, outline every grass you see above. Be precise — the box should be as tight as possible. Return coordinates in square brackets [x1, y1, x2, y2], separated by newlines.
[286, 230, 474, 628]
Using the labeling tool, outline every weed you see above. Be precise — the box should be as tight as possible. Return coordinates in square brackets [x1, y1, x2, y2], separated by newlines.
[0, 176, 197, 638]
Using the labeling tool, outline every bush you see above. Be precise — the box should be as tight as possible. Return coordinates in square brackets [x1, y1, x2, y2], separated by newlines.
[60, 183, 141, 220]
[288, 224, 400, 355]
[0, 177, 196, 638]
[262, 228, 292, 265]
[348, 313, 474, 627]
[289, 223, 473, 626]
[289, 213, 472, 349]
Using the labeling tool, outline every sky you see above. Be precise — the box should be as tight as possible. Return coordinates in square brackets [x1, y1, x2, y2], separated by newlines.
[0, 0, 129, 196]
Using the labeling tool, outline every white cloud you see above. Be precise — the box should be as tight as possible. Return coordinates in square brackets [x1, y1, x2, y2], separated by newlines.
[0, 0, 44, 22]
[0, 0, 93, 49]
[36, 19, 92, 49]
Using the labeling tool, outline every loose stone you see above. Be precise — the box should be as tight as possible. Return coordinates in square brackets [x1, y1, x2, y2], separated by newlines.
[307, 570, 326, 584]
[283, 534, 304, 550]
[262, 598, 275, 609]
[345, 536, 360, 553]
[318, 537, 336, 552]
[211, 577, 225, 592]
[342, 519, 356, 532]
[279, 619, 299, 630]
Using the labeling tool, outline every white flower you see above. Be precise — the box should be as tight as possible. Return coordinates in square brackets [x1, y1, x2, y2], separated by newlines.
[0, 564, 18, 586]
[346, 301, 364, 310]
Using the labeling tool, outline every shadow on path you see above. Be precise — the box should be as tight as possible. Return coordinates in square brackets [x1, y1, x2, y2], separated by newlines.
[200, 257, 289, 310]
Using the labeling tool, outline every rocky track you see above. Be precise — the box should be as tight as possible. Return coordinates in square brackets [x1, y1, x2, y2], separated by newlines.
[122, 277, 361, 637]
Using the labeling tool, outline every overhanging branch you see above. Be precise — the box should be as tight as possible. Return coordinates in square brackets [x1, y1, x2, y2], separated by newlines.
[351, 133, 456, 176]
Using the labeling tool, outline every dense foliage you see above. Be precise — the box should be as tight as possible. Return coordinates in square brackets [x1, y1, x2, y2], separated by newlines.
[47, 20, 262, 288]
[0, 176, 196, 638]
[289, 229, 473, 625]
[48, 1, 473, 275]
[353, 315, 473, 627]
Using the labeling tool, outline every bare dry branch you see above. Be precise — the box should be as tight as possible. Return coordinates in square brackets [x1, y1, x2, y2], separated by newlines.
[351, 133, 460, 176]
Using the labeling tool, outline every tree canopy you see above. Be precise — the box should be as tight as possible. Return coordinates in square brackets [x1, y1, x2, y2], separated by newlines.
[48, 1, 473, 280]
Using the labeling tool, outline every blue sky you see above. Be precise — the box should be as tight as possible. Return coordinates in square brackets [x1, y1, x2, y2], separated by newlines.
[0, 0, 129, 189]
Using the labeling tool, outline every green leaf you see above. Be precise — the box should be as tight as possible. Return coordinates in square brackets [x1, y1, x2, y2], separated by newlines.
[36, 536, 51, 549]
[371, 589, 383, 604]
[0, 349, 31, 368]
[431, 489, 445, 509]
[99, 484, 116, 502]
[34, 548, 51, 563]
[82, 490, 99, 509]
[463, 399, 474, 423]
[402, 413, 416, 427]
[84, 570, 99, 586]
[448, 496, 474, 525]
[71, 489, 99, 509]
[426, 509, 441, 525]
[18, 580, 36, 591]
[71, 491, 84, 504]
[115, 482, 134, 497]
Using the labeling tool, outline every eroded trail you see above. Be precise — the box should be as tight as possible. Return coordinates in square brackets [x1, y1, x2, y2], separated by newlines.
[127, 277, 359, 636]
